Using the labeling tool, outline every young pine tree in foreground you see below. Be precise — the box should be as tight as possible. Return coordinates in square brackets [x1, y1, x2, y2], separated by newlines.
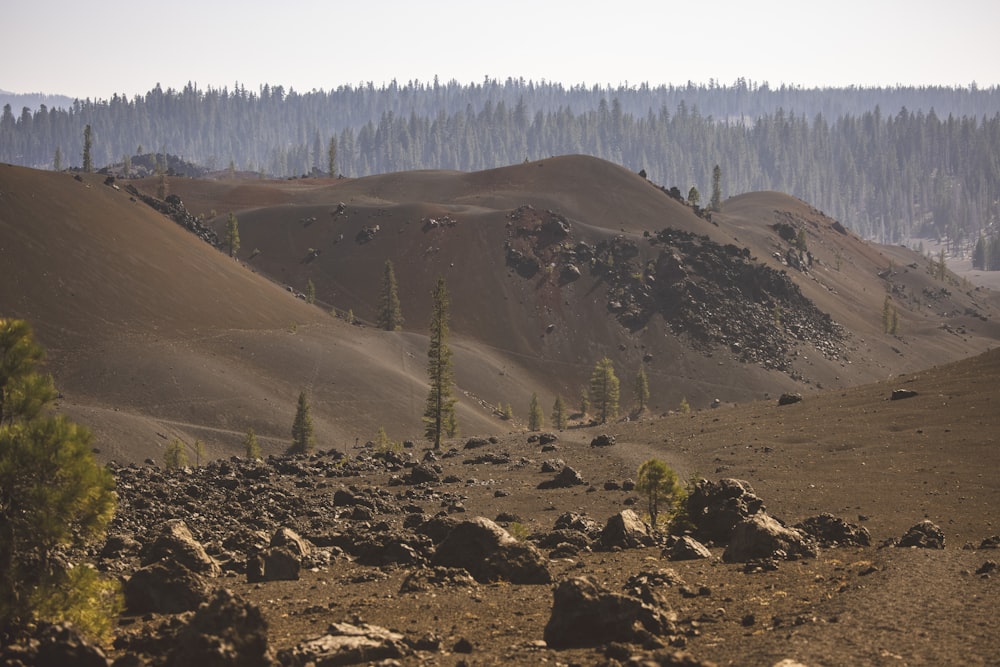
[243, 427, 261, 459]
[636, 458, 682, 528]
[0, 319, 119, 640]
[225, 212, 241, 258]
[423, 278, 457, 449]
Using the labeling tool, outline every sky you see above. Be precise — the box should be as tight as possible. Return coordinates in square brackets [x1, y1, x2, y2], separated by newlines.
[3, 0, 998, 100]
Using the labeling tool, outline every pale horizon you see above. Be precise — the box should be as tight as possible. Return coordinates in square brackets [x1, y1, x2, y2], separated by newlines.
[3, 0, 999, 101]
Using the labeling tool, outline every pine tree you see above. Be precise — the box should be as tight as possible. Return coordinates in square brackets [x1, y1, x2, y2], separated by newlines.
[528, 392, 544, 431]
[82, 124, 92, 173]
[164, 439, 187, 468]
[328, 136, 338, 176]
[225, 212, 241, 258]
[636, 458, 681, 528]
[193, 439, 206, 467]
[423, 278, 457, 449]
[0, 319, 118, 637]
[243, 427, 261, 459]
[589, 357, 620, 424]
[53, 146, 62, 171]
[634, 366, 650, 413]
[580, 387, 590, 417]
[376, 260, 404, 331]
[552, 395, 568, 430]
[290, 390, 315, 454]
[710, 164, 722, 211]
[305, 279, 316, 305]
[687, 186, 700, 208]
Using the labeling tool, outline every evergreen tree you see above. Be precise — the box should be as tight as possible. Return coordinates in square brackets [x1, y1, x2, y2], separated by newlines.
[53, 146, 61, 171]
[193, 439, 206, 467]
[376, 259, 404, 331]
[589, 357, 620, 424]
[687, 186, 700, 208]
[580, 387, 590, 417]
[636, 458, 681, 528]
[305, 279, 316, 305]
[82, 124, 92, 173]
[243, 427, 261, 459]
[972, 236, 986, 270]
[528, 392, 544, 431]
[552, 395, 568, 430]
[710, 164, 722, 211]
[225, 212, 241, 258]
[164, 439, 187, 468]
[290, 390, 315, 454]
[423, 278, 457, 449]
[0, 319, 118, 638]
[328, 136, 338, 176]
[634, 366, 650, 412]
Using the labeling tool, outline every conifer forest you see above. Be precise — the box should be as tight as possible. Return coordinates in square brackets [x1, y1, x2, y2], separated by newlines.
[2, 78, 999, 248]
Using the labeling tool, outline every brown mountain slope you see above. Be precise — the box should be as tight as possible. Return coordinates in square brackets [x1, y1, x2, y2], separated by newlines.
[4, 156, 999, 464]
[0, 165, 504, 462]
[169, 156, 999, 405]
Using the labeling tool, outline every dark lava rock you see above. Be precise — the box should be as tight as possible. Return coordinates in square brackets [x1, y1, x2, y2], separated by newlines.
[898, 520, 945, 549]
[538, 465, 587, 489]
[246, 545, 301, 582]
[399, 566, 477, 593]
[687, 478, 765, 544]
[543, 576, 675, 648]
[140, 519, 220, 576]
[723, 513, 818, 563]
[890, 388, 919, 400]
[125, 561, 211, 614]
[0, 623, 110, 667]
[590, 434, 616, 447]
[170, 589, 272, 667]
[795, 513, 871, 547]
[431, 517, 551, 584]
[666, 536, 712, 561]
[777, 393, 803, 406]
[600, 509, 654, 550]
[277, 622, 409, 666]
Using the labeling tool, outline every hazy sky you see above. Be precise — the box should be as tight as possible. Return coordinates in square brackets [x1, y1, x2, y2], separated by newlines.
[4, 0, 998, 99]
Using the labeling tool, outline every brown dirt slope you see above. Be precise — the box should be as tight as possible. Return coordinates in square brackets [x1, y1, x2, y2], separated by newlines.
[3, 156, 999, 464]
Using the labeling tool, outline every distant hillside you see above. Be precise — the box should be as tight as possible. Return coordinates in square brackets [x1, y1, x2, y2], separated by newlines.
[2, 80, 999, 247]
[2, 157, 999, 464]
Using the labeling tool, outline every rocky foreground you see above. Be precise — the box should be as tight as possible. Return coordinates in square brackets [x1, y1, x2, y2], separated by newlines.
[4, 430, 998, 667]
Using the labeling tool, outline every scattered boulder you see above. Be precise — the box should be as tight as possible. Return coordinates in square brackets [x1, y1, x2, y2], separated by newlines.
[278, 622, 410, 666]
[407, 463, 441, 484]
[687, 478, 765, 544]
[431, 517, 551, 584]
[246, 545, 301, 582]
[723, 513, 818, 563]
[171, 589, 273, 667]
[590, 434, 616, 447]
[538, 465, 587, 489]
[600, 509, 654, 549]
[124, 561, 211, 614]
[140, 519, 220, 576]
[777, 393, 802, 406]
[795, 513, 871, 547]
[538, 432, 559, 446]
[543, 576, 675, 648]
[897, 520, 945, 549]
[0, 623, 110, 667]
[271, 526, 311, 557]
[890, 388, 919, 400]
[399, 566, 477, 593]
[666, 536, 712, 561]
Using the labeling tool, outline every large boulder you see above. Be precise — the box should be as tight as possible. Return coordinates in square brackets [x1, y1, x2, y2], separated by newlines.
[666, 536, 712, 561]
[246, 545, 301, 582]
[170, 589, 272, 667]
[722, 513, 818, 563]
[600, 509, 654, 549]
[124, 561, 211, 614]
[897, 520, 945, 549]
[141, 519, 220, 576]
[543, 577, 675, 648]
[277, 622, 410, 666]
[687, 478, 765, 544]
[795, 513, 871, 547]
[431, 517, 551, 584]
[537, 465, 587, 489]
